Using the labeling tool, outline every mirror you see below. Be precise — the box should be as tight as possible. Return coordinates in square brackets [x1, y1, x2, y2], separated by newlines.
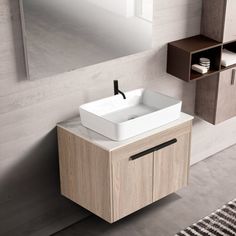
[20, 0, 153, 79]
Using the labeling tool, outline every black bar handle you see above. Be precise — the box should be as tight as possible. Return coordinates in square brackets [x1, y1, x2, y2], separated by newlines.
[155, 138, 177, 151]
[114, 80, 118, 95]
[130, 138, 177, 161]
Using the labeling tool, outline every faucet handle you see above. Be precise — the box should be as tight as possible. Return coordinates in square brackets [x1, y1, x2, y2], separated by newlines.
[113, 80, 126, 99]
[113, 80, 119, 95]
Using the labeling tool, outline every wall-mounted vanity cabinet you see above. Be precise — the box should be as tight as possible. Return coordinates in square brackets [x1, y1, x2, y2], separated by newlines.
[201, 0, 236, 43]
[57, 113, 193, 223]
[195, 66, 236, 124]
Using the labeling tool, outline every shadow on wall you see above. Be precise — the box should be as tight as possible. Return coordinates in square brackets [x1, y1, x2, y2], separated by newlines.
[9, 0, 28, 81]
[0, 1, 88, 234]
[0, 128, 88, 235]
[0, 129, 59, 202]
[146, 46, 196, 116]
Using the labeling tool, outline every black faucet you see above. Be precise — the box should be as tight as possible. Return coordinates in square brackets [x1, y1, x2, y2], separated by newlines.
[113, 80, 126, 99]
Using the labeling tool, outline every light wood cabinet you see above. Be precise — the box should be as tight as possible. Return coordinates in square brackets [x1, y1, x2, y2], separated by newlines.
[112, 153, 153, 221]
[196, 66, 236, 124]
[57, 129, 113, 222]
[57, 114, 193, 223]
[153, 133, 190, 201]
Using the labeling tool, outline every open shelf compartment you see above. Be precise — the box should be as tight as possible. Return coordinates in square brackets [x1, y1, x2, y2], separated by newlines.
[221, 40, 236, 71]
[167, 35, 222, 82]
[190, 46, 222, 80]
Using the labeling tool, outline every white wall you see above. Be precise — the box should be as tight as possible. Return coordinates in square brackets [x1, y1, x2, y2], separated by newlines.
[1, 0, 236, 235]
[88, 0, 135, 17]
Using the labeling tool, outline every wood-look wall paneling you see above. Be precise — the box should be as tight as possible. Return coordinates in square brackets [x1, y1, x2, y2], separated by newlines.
[195, 74, 219, 124]
[201, 0, 236, 43]
[1, 0, 236, 235]
[201, 0, 226, 42]
[223, 0, 236, 43]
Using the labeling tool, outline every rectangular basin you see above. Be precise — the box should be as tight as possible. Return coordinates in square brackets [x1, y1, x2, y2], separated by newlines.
[79, 89, 182, 141]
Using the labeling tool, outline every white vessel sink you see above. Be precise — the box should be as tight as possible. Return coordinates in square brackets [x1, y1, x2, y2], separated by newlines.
[79, 89, 182, 141]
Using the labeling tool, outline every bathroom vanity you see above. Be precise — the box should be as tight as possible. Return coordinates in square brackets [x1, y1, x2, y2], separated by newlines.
[57, 113, 193, 223]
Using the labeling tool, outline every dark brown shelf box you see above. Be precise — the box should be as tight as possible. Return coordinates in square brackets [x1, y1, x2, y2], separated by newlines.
[190, 69, 219, 81]
[167, 35, 222, 82]
[223, 40, 236, 52]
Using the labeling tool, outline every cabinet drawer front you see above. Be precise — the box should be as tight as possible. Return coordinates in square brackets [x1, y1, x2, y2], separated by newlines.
[112, 153, 153, 221]
[224, 0, 236, 43]
[216, 67, 236, 123]
[111, 122, 191, 163]
[153, 132, 191, 201]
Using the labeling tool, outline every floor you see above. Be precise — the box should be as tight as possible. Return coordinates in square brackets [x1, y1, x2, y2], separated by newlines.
[54, 144, 236, 236]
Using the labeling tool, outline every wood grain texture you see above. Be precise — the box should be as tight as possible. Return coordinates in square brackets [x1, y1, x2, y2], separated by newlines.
[57, 127, 113, 222]
[196, 0, 236, 124]
[195, 74, 219, 124]
[46, 145, 236, 236]
[201, 0, 226, 42]
[1, 0, 236, 234]
[58, 119, 192, 223]
[195, 67, 236, 125]
[111, 122, 192, 165]
[112, 153, 153, 221]
[223, 0, 236, 43]
[167, 44, 191, 82]
[201, 0, 236, 43]
[215, 66, 236, 123]
[153, 132, 191, 201]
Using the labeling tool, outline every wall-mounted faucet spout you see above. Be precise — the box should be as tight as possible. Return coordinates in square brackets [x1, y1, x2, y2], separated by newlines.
[113, 80, 126, 99]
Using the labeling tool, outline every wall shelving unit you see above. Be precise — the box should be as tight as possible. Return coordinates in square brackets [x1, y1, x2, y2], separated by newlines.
[167, 0, 236, 124]
[167, 35, 222, 82]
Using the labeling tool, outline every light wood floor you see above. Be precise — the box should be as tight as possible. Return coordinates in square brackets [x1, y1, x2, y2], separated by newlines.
[53, 144, 236, 236]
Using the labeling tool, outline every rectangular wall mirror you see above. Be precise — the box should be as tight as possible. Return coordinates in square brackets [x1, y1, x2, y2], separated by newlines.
[20, 0, 153, 80]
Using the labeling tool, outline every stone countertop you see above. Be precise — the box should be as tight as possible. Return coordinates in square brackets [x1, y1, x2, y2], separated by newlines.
[57, 112, 193, 151]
